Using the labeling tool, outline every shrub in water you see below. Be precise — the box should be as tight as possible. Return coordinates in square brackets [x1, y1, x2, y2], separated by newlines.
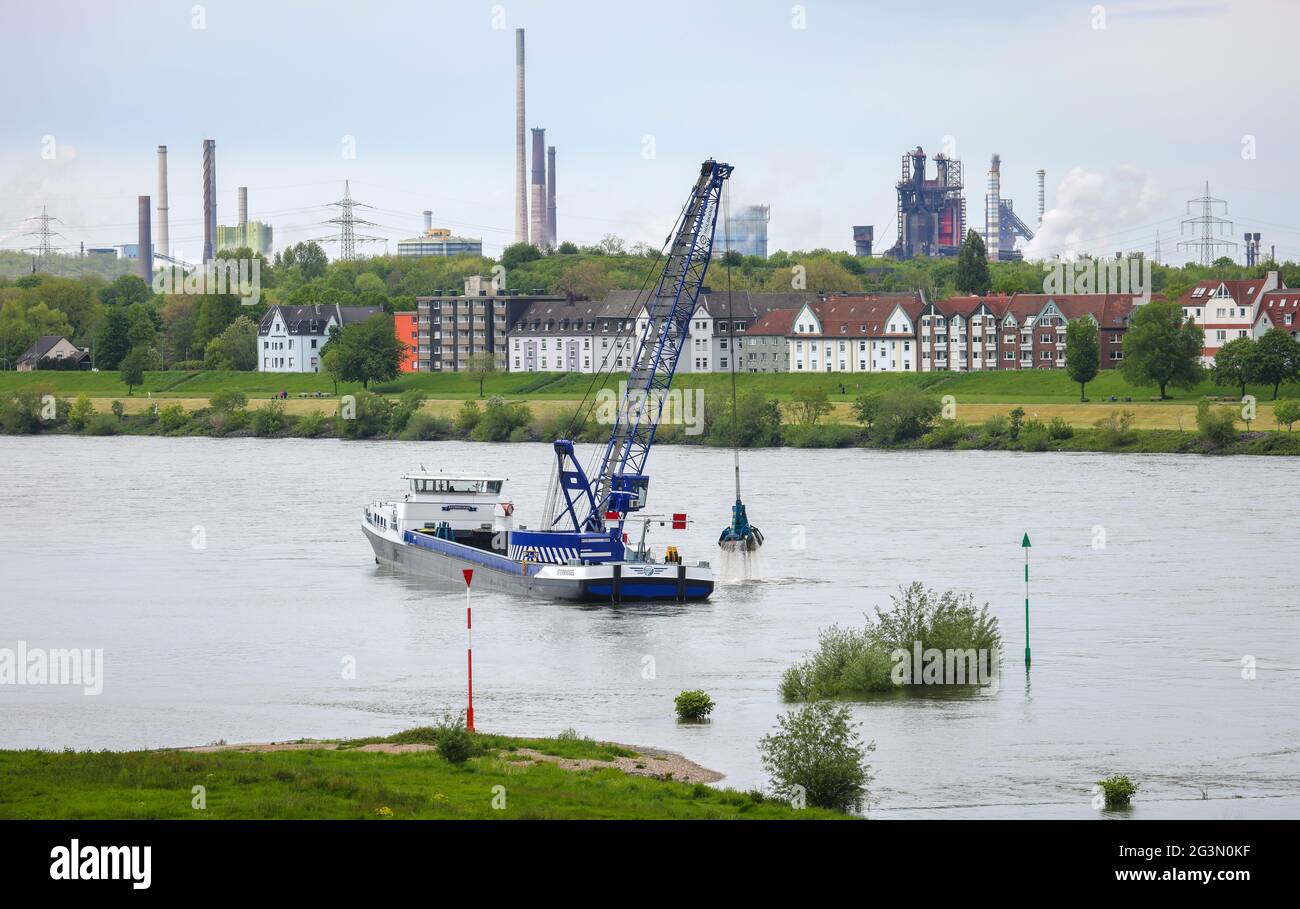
[782, 582, 1001, 700]
[759, 701, 873, 814]
[1097, 774, 1138, 809]
[674, 690, 715, 721]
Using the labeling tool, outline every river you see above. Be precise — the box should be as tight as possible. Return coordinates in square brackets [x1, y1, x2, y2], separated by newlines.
[2, 436, 1297, 818]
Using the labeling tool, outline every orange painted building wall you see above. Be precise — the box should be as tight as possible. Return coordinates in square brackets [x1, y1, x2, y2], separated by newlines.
[394, 312, 418, 373]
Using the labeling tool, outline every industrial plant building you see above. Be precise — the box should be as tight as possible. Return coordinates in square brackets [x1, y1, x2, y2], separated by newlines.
[721, 204, 770, 258]
[397, 220, 483, 258]
[882, 146, 1038, 262]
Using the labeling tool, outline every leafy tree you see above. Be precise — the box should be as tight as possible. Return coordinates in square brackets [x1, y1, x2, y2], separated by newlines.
[556, 241, 579, 255]
[203, 315, 258, 371]
[554, 260, 614, 301]
[852, 393, 881, 430]
[94, 305, 133, 369]
[463, 351, 495, 397]
[870, 387, 941, 444]
[715, 390, 782, 447]
[278, 241, 328, 280]
[1064, 317, 1100, 400]
[1212, 336, 1257, 398]
[598, 234, 626, 256]
[161, 296, 198, 362]
[501, 243, 542, 272]
[98, 274, 154, 308]
[126, 303, 159, 350]
[67, 394, 96, 431]
[955, 229, 991, 295]
[320, 314, 403, 389]
[759, 701, 873, 814]
[1252, 328, 1300, 400]
[1120, 300, 1203, 399]
[1274, 399, 1300, 432]
[208, 389, 248, 412]
[119, 347, 148, 395]
[340, 391, 394, 439]
[194, 293, 243, 349]
[787, 387, 832, 425]
[1195, 399, 1237, 446]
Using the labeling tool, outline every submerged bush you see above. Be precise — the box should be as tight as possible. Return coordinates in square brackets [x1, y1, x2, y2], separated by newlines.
[1097, 774, 1139, 809]
[759, 701, 873, 814]
[674, 690, 715, 722]
[922, 419, 968, 449]
[781, 582, 1001, 700]
[782, 423, 860, 448]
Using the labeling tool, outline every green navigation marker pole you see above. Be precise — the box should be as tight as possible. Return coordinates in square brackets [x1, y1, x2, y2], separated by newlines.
[1022, 532, 1032, 668]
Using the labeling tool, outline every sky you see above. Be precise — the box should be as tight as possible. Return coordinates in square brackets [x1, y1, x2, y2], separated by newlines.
[2, 0, 1298, 263]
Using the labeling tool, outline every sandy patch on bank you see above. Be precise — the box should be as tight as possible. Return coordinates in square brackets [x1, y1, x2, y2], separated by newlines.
[181, 739, 722, 783]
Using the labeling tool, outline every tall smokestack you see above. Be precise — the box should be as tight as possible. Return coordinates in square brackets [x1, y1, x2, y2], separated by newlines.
[138, 195, 153, 282]
[514, 28, 528, 245]
[238, 186, 248, 229]
[156, 146, 169, 260]
[202, 139, 216, 262]
[1036, 168, 1046, 225]
[423, 210, 432, 232]
[546, 146, 557, 248]
[530, 128, 546, 248]
[985, 153, 1001, 264]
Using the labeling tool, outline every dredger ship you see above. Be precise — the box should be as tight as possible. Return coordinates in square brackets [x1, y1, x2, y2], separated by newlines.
[362, 160, 733, 602]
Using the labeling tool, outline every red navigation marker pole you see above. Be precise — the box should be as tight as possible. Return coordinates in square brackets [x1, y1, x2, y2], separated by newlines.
[462, 568, 474, 732]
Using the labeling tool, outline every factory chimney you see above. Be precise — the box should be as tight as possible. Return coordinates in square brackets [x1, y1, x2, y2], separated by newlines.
[546, 146, 557, 249]
[985, 154, 1001, 264]
[238, 186, 248, 229]
[514, 29, 528, 245]
[1036, 169, 1046, 225]
[202, 139, 216, 263]
[423, 210, 432, 233]
[138, 195, 153, 282]
[530, 128, 547, 248]
[156, 146, 169, 260]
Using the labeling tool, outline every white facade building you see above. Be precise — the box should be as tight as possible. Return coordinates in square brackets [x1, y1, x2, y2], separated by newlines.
[257, 303, 384, 373]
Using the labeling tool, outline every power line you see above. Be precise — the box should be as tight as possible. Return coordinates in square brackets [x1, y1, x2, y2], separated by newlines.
[316, 181, 384, 260]
[1178, 181, 1238, 266]
[21, 206, 64, 272]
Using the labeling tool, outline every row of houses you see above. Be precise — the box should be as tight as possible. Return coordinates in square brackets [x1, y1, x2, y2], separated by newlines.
[244, 270, 1296, 376]
[499, 289, 1146, 375]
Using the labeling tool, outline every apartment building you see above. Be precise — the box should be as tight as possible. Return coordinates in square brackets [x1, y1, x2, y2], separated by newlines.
[415, 278, 563, 372]
[1180, 272, 1282, 364]
[257, 303, 384, 373]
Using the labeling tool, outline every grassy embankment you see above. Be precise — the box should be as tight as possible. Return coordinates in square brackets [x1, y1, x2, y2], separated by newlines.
[1, 368, 1295, 430]
[0, 728, 842, 820]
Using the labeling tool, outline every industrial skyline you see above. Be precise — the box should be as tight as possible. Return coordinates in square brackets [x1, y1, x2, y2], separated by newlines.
[2, 0, 1298, 263]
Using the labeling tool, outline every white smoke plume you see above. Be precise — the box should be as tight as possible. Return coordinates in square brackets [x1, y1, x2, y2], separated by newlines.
[1022, 165, 1159, 262]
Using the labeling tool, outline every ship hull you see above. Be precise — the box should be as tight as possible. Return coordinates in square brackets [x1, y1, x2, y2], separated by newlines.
[363, 524, 713, 603]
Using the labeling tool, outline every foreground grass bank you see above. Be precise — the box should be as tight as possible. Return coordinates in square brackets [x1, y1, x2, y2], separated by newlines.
[4, 366, 1299, 405]
[0, 728, 842, 820]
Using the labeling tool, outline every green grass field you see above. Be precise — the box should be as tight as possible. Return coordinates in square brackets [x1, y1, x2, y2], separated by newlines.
[2, 367, 1294, 405]
[0, 728, 841, 820]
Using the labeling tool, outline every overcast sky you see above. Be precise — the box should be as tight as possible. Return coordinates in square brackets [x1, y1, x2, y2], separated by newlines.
[2, 0, 1297, 263]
